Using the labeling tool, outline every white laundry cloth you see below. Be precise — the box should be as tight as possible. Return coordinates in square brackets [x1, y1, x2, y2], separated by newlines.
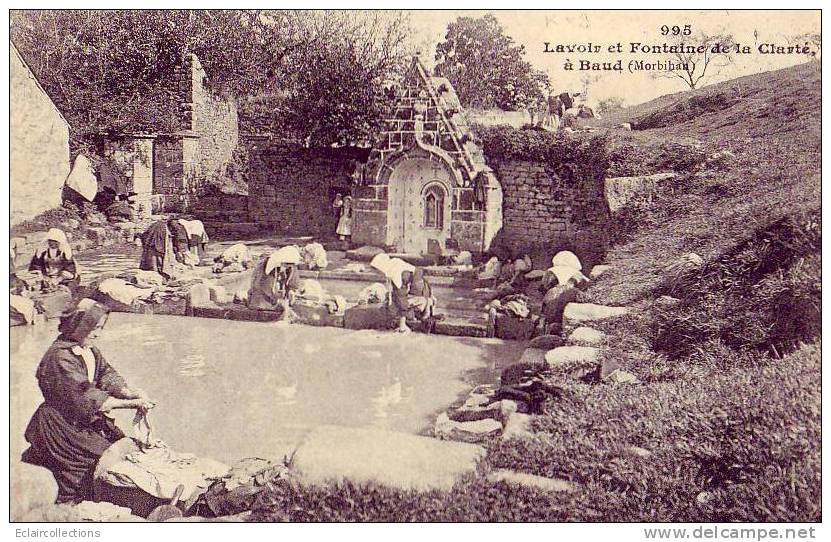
[97, 278, 153, 305]
[10, 294, 36, 324]
[64, 154, 99, 202]
[218, 244, 252, 265]
[101, 443, 229, 502]
[301, 242, 328, 270]
[179, 219, 207, 240]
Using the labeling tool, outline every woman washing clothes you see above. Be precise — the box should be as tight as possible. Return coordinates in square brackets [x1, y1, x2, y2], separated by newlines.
[12, 246, 40, 325]
[21, 299, 155, 504]
[177, 218, 209, 263]
[247, 245, 302, 321]
[370, 254, 437, 333]
[28, 228, 79, 292]
[167, 218, 191, 265]
[138, 219, 189, 279]
[336, 195, 353, 242]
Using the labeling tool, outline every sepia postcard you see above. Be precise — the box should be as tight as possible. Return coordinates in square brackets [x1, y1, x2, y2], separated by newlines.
[5, 5, 822, 535]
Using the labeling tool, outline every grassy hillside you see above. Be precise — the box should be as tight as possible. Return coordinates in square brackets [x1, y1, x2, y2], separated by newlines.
[591, 61, 820, 306]
[249, 63, 821, 522]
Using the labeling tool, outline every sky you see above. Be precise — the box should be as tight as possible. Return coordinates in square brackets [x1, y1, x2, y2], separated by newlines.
[407, 10, 820, 107]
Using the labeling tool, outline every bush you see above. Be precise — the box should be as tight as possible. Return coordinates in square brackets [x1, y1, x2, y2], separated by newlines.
[651, 209, 820, 359]
[472, 124, 609, 183]
[607, 137, 708, 177]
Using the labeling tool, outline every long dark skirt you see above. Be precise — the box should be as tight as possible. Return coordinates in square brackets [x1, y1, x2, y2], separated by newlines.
[22, 404, 125, 503]
[140, 246, 172, 278]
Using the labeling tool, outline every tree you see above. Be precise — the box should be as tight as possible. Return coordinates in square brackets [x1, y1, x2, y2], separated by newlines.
[596, 96, 626, 116]
[653, 31, 735, 90]
[434, 14, 549, 111]
[269, 10, 414, 146]
[788, 32, 821, 61]
[10, 10, 414, 147]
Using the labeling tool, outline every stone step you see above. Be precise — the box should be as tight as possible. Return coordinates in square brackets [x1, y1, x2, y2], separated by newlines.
[487, 469, 576, 493]
[567, 326, 605, 346]
[544, 345, 600, 369]
[434, 413, 503, 443]
[562, 303, 629, 327]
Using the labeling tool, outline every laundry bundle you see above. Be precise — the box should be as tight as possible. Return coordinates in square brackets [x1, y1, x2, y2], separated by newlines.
[498, 294, 531, 319]
[95, 413, 229, 506]
[301, 242, 328, 270]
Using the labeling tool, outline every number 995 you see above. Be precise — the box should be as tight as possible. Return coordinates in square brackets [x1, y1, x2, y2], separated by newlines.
[661, 25, 692, 36]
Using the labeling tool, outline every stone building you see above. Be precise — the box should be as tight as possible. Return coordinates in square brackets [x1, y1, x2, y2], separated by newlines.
[353, 57, 503, 254]
[100, 54, 238, 217]
[10, 43, 70, 225]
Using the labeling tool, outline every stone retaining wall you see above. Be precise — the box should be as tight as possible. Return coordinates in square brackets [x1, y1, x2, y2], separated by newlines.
[488, 159, 611, 266]
[245, 141, 369, 235]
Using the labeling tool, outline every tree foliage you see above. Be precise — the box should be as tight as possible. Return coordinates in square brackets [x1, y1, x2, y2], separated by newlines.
[434, 14, 549, 111]
[10, 10, 413, 147]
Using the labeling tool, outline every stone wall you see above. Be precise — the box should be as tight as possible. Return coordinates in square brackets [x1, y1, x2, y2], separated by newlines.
[96, 54, 238, 214]
[191, 191, 249, 225]
[153, 54, 239, 212]
[187, 55, 239, 193]
[10, 44, 70, 225]
[246, 140, 367, 235]
[489, 159, 610, 266]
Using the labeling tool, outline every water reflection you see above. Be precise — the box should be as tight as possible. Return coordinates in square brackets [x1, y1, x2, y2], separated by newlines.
[178, 354, 207, 378]
[11, 313, 523, 463]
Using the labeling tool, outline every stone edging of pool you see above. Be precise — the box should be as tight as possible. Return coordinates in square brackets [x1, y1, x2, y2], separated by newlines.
[82, 266, 493, 339]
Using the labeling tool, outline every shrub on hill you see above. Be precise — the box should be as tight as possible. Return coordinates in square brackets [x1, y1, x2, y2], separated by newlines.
[652, 209, 820, 359]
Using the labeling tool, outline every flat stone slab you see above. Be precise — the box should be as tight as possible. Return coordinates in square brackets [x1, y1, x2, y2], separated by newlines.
[545, 346, 600, 368]
[568, 326, 605, 346]
[501, 412, 535, 441]
[589, 265, 612, 279]
[563, 303, 629, 326]
[291, 426, 485, 492]
[517, 347, 548, 364]
[487, 469, 576, 493]
[434, 317, 488, 338]
[434, 413, 503, 443]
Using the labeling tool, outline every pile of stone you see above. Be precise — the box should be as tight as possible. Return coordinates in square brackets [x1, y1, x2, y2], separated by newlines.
[544, 299, 638, 384]
[433, 384, 521, 443]
[433, 368, 565, 444]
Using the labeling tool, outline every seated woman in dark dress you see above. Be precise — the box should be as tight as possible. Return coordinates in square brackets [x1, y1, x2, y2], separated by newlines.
[21, 299, 155, 504]
[28, 228, 79, 292]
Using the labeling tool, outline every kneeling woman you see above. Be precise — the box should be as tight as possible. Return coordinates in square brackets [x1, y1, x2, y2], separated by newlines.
[22, 299, 155, 503]
[248, 246, 302, 320]
[370, 254, 436, 333]
[28, 228, 80, 292]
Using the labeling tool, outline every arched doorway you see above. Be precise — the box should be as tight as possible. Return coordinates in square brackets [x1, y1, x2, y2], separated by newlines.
[387, 157, 453, 254]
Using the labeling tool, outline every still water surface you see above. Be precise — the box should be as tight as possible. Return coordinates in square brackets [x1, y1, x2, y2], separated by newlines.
[11, 313, 522, 463]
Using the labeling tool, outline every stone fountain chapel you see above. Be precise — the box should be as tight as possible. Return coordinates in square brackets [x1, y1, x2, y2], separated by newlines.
[351, 57, 503, 256]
